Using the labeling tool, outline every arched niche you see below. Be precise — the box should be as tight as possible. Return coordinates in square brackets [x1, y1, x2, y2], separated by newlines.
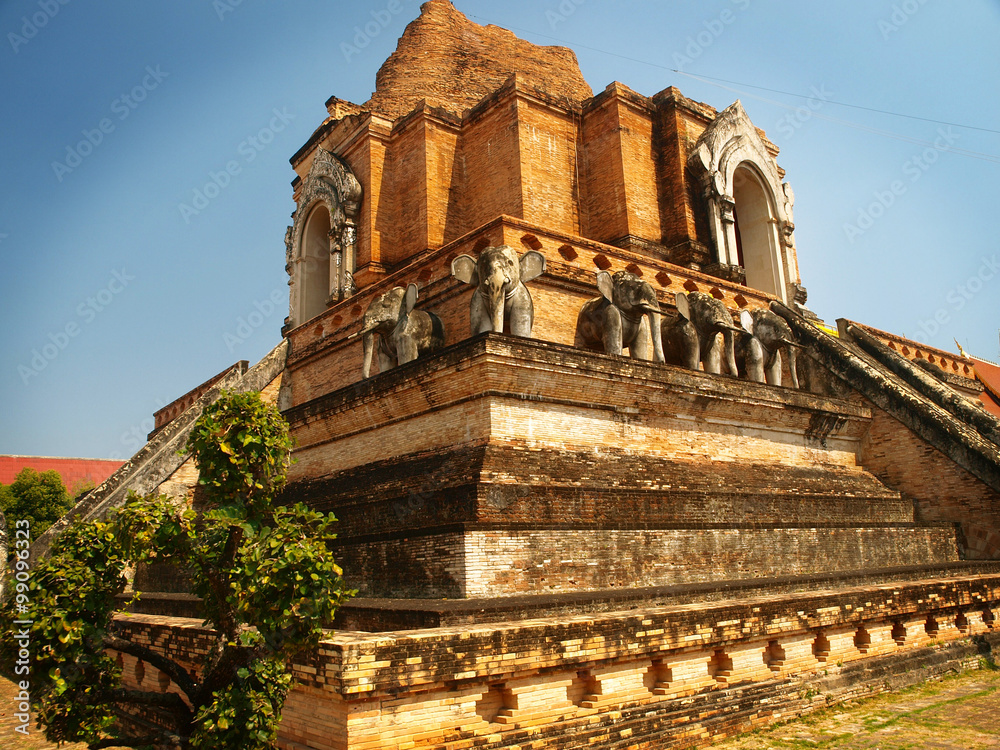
[732, 163, 785, 298]
[300, 204, 332, 322]
[285, 148, 362, 329]
[688, 101, 803, 306]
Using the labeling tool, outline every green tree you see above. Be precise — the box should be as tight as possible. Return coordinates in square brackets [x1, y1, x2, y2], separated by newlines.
[0, 467, 73, 541]
[3, 391, 354, 749]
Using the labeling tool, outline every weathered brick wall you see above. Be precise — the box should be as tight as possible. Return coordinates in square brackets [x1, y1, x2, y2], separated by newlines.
[456, 526, 956, 598]
[324, 115, 392, 282]
[329, 526, 959, 600]
[611, 85, 662, 245]
[580, 86, 629, 245]
[652, 88, 716, 263]
[291, 445, 911, 541]
[860, 404, 1000, 558]
[363, 0, 592, 122]
[385, 108, 431, 268]
[515, 93, 581, 237]
[458, 91, 524, 238]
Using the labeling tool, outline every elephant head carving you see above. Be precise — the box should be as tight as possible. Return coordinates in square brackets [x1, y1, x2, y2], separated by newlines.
[661, 291, 742, 376]
[451, 245, 546, 337]
[576, 271, 665, 362]
[359, 283, 445, 378]
[736, 309, 801, 388]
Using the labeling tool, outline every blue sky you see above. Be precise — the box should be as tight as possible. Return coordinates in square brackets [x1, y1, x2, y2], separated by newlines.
[1, 0, 998, 459]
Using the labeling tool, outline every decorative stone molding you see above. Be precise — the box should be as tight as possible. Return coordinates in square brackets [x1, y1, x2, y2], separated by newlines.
[285, 148, 362, 329]
[689, 101, 799, 304]
[702, 262, 746, 286]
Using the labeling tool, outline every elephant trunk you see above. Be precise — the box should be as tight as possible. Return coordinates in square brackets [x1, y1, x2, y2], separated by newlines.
[362, 330, 375, 379]
[723, 328, 739, 376]
[642, 306, 665, 363]
[482, 273, 507, 333]
[491, 296, 505, 333]
[785, 343, 800, 389]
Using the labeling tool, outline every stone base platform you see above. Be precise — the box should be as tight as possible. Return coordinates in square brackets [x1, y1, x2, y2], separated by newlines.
[113, 569, 1000, 750]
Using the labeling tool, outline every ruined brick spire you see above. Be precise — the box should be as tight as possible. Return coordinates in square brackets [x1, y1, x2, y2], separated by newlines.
[364, 0, 593, 120]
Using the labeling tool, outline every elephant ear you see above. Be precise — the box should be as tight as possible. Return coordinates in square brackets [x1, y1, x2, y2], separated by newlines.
[674, 292, 691, 321]
[451, 255, 478, 286]
[739, 310, 754, 334]
[596, 271, 614, 302]
[405, 283, 419, 314]
[519, 250, 546, 283]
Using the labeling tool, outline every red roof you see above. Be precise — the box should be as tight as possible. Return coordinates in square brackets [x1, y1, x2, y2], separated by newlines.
[971, 356, 1000, 419]
[0, 456, 123, 491]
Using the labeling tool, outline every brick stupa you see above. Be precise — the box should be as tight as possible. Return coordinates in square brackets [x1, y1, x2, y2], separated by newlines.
[38, 2, 1000, 748]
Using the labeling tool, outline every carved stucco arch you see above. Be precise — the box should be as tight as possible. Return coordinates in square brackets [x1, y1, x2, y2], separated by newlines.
[285, 148, 363, 328]
[689, 101, 802, 305]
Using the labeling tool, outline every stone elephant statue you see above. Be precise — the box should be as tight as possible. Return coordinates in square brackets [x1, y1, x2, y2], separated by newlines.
[660, 291, 742, 375]
[451, 245, 546, 337]
[576, 271, 665, 362]
[736, 309, 801, 388]
[358, 283, 445, 379]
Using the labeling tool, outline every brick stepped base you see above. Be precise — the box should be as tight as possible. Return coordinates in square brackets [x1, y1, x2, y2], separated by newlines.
[330, 561, 1000, 631]
[335, 522, 960, 598]
[111, 571, 1000, 750]
[282, 335, 974, 599]
[295, 442, 948, 599]
[291, 446, 911, 538]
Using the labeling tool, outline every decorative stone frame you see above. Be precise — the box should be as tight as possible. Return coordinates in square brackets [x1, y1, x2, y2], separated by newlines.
[688, 101, 802, 306]
[285, 148, 362, 329]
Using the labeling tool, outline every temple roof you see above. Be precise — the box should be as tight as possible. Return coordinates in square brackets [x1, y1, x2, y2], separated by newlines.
[363, 0, 593, 120]
[971, 355, 1000, 419]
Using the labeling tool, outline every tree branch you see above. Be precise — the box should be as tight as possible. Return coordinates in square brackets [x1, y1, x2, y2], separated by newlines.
[88, 687, 192, 715]
[192, 642, 255, 708]
[220, 524, 244, 570]
[195, 524, 244, 644]
[103, 634, 199, 699]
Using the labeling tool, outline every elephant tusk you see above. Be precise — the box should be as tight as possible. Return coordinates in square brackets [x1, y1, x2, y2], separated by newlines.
[780, 339, 806, 349]
[637, 304, 661, 315]
[347, 324, 380, 341]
